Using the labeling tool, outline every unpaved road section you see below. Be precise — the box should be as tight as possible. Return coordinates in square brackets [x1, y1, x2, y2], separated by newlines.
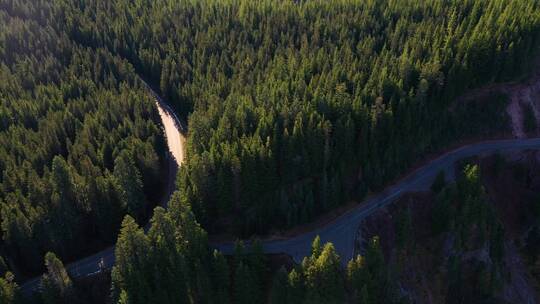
[142, 80, 187, 166]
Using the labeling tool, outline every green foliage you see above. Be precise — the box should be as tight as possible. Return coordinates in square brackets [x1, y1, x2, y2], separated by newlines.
[0, 272, 19, 304]
[0, 8, 166, 273]
[287, 268, 305, 304]
[114, 152, 146, 222]
[111, 225, 407, 304]
[347, 237, 401, 304]
[430, 165, 508, 301]
[346, 255, 366, 295]
[111, 194, 223, 304]
[40, 252, 74, 304]
[101, 233, 270, 304]
[17, 0, 538, 236]
[2, 1, 540, 298]
[211, 250, 230, 304]
[112, 192, 266, 304]
[0, 256, 7, 276]
[233, 262, 259, 304]
[455, 164, 494, 249]
[432, 164, 502, 250]
[311, 235, 322, 258]
[111, 216, 153, 304]
[267, 236, 403, 304]
[304, 243, 344, 304]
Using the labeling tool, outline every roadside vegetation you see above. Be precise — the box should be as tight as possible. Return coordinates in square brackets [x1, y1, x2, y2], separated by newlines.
[367, 164, 506, 303]
[523, 103, 538, 134]
[0, 9, 167, 276]
[18, 163, 511, 304]
[8, 196, 404, 304]
[21, 0, 537, 235]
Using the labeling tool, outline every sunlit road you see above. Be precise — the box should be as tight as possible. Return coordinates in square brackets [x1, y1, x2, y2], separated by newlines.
[143, 80, 186, 165]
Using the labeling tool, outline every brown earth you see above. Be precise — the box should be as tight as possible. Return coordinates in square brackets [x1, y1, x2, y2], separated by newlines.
[456, 56, 540, 139]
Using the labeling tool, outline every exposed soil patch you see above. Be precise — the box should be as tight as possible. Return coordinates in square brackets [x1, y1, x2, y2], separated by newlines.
[506, 78, 540, 138]
[456, 56, 540, 138]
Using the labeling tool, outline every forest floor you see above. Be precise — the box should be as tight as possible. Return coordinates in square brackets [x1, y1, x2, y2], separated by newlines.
[357, 152, 540, 304]
[481, 152, 540, 304]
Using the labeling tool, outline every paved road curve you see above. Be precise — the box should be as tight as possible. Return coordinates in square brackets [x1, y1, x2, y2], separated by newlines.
[19, 81, 540, 295]
[214, 138, 540, 264]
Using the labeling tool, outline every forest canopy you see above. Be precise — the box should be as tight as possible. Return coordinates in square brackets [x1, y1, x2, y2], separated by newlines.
[30, 0, 538, 234]
[0, 8, 167, 275]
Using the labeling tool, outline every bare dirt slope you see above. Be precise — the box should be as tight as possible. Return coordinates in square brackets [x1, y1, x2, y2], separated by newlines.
[457, 58, 540, 138]
[506, 75, 540, 138]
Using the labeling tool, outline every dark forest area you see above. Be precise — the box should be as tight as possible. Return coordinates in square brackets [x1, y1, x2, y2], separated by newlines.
[0, 6, 167, 277]
[31, 0, 537, 235]
[1, 0, 540, 303]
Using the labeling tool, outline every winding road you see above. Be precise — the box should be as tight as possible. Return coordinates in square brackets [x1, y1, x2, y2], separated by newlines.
[19, 82, 540, 296]
[214, 137, 540, 264]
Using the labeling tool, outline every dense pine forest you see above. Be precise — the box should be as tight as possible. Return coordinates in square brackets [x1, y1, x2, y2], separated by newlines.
[1, 0, 540, 303]
[109, 195, 404, 304]
[14, 0, 535, 235]
[0, 6, 167, 275]
[3, 165, 501, 304]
